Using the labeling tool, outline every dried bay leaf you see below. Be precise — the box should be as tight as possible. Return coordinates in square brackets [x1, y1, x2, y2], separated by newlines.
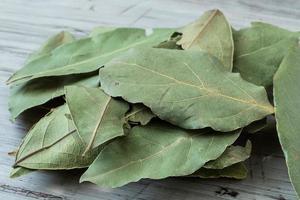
[7, 28, 174, 85]
[14, 104, 101, 170]
[80, 121, 240, 187]
[204, 140, 251, 169]
[191, 162, 248, 179]
[65, 85, 129, 154]
[10, 167, 34, 178]
[27, 31, 75, 63]
[9, 72, 99, 120]
[99, 47, 273, 131]
[8, 30, 95, 120]
[234, 22, 299, 87]
[125, 104, 155, 125]
[177, 9, 234, 71]
[274, 46, 300, 199]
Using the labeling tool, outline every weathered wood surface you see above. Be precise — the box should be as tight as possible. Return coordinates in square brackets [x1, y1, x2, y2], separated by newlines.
[0, 0, 299, 199]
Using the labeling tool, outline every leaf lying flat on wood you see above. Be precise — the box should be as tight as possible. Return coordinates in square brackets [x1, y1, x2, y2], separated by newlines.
[7, 28, 174, 85]
[177, 9, 234, 71]
[9, 72, 99, 120]
[10, 167, 34, 178]
[191, 162, 248, 179]
[125, 104, 155, 125]
[234, 22, 299, 87]
[14, 104, 101, 170]
[204, 140, 251, 169]
[80, 121, 240, 188]
[65, 86, 129, 154]
[100, 47, 273, 131]
[274, 46, 300, 199]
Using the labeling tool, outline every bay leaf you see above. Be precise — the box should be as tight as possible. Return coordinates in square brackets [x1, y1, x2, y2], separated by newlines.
[8, 30, 94, 120]
[177, 9, 234, 71]
[80, 121, 240, 188]
[125, 104, 155, 125]
[27, 31, 75, 63]
[65, 85, 129, 154]
[191, 162, 247, 179]
[204, 140, 251, 169]
[233, 22, 299, 87]
[10, 167, 34, 178]
[99, 47, 274, 131]
[7, 28, 174, 85]
[14, 104, 101, 170]
[9, 72, 99, 120]
[274, 46, 300, 199]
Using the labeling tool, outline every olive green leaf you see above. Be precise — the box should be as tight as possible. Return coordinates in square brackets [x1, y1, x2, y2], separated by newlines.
[8, 30, 97, 120]
[177, 9, 234, 71]
[9, 72, 99, 120]
[274, 46, 300, 199]
[99, 47, 273, 131]
[27, 31, 75, 63]
[80, 121, 240, 188]
[125, 104, 155, 125]
[65, 85, 129, 154]
[204, 140, 251, 169]
[14, 104, 101, 170]
[233, 22, 299, 87]
[7, 28, 174, 85]
[10, 167, 34, 178]
[191, 162, 248, 179]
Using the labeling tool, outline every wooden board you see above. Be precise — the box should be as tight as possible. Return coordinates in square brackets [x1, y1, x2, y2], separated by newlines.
[0, 0, 299, 199]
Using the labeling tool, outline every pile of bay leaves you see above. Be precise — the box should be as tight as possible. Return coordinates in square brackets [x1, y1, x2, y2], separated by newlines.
[7, 9, 300, 197]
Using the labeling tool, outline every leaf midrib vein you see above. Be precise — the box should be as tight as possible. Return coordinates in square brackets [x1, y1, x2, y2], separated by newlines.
[9, 32, 165, 83]
[87, 136, 187, 180]
[114, 61, 273, 112]
[83, 97, 112, 155]
[185, 10, 219, 49]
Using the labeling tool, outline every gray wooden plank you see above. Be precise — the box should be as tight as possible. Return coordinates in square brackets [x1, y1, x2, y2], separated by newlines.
[0, 0, 299, 199]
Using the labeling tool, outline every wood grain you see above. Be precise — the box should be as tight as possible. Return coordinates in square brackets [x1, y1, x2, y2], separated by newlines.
[0, 0, 299, 199]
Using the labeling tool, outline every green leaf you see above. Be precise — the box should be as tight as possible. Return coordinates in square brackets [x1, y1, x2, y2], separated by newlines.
[10, 167, 34, 178]
[274, 46, 300, 199]
[27, 31, 75, 63]
[125, 104, 155, 125]
[80, 121, 240, 187]
[65, 85, 129, 154]
[204, 140, 251, 169]
[99, 47, 273, 131]
[233, 22, 299, 87]
[14, 104, 101, 170]
[177, 9, 234, 71]
[8, 30, 95, 120]
[191, 162, 248, 179]
[7, 28, 174, 85]
[9, 72, 99, 120]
